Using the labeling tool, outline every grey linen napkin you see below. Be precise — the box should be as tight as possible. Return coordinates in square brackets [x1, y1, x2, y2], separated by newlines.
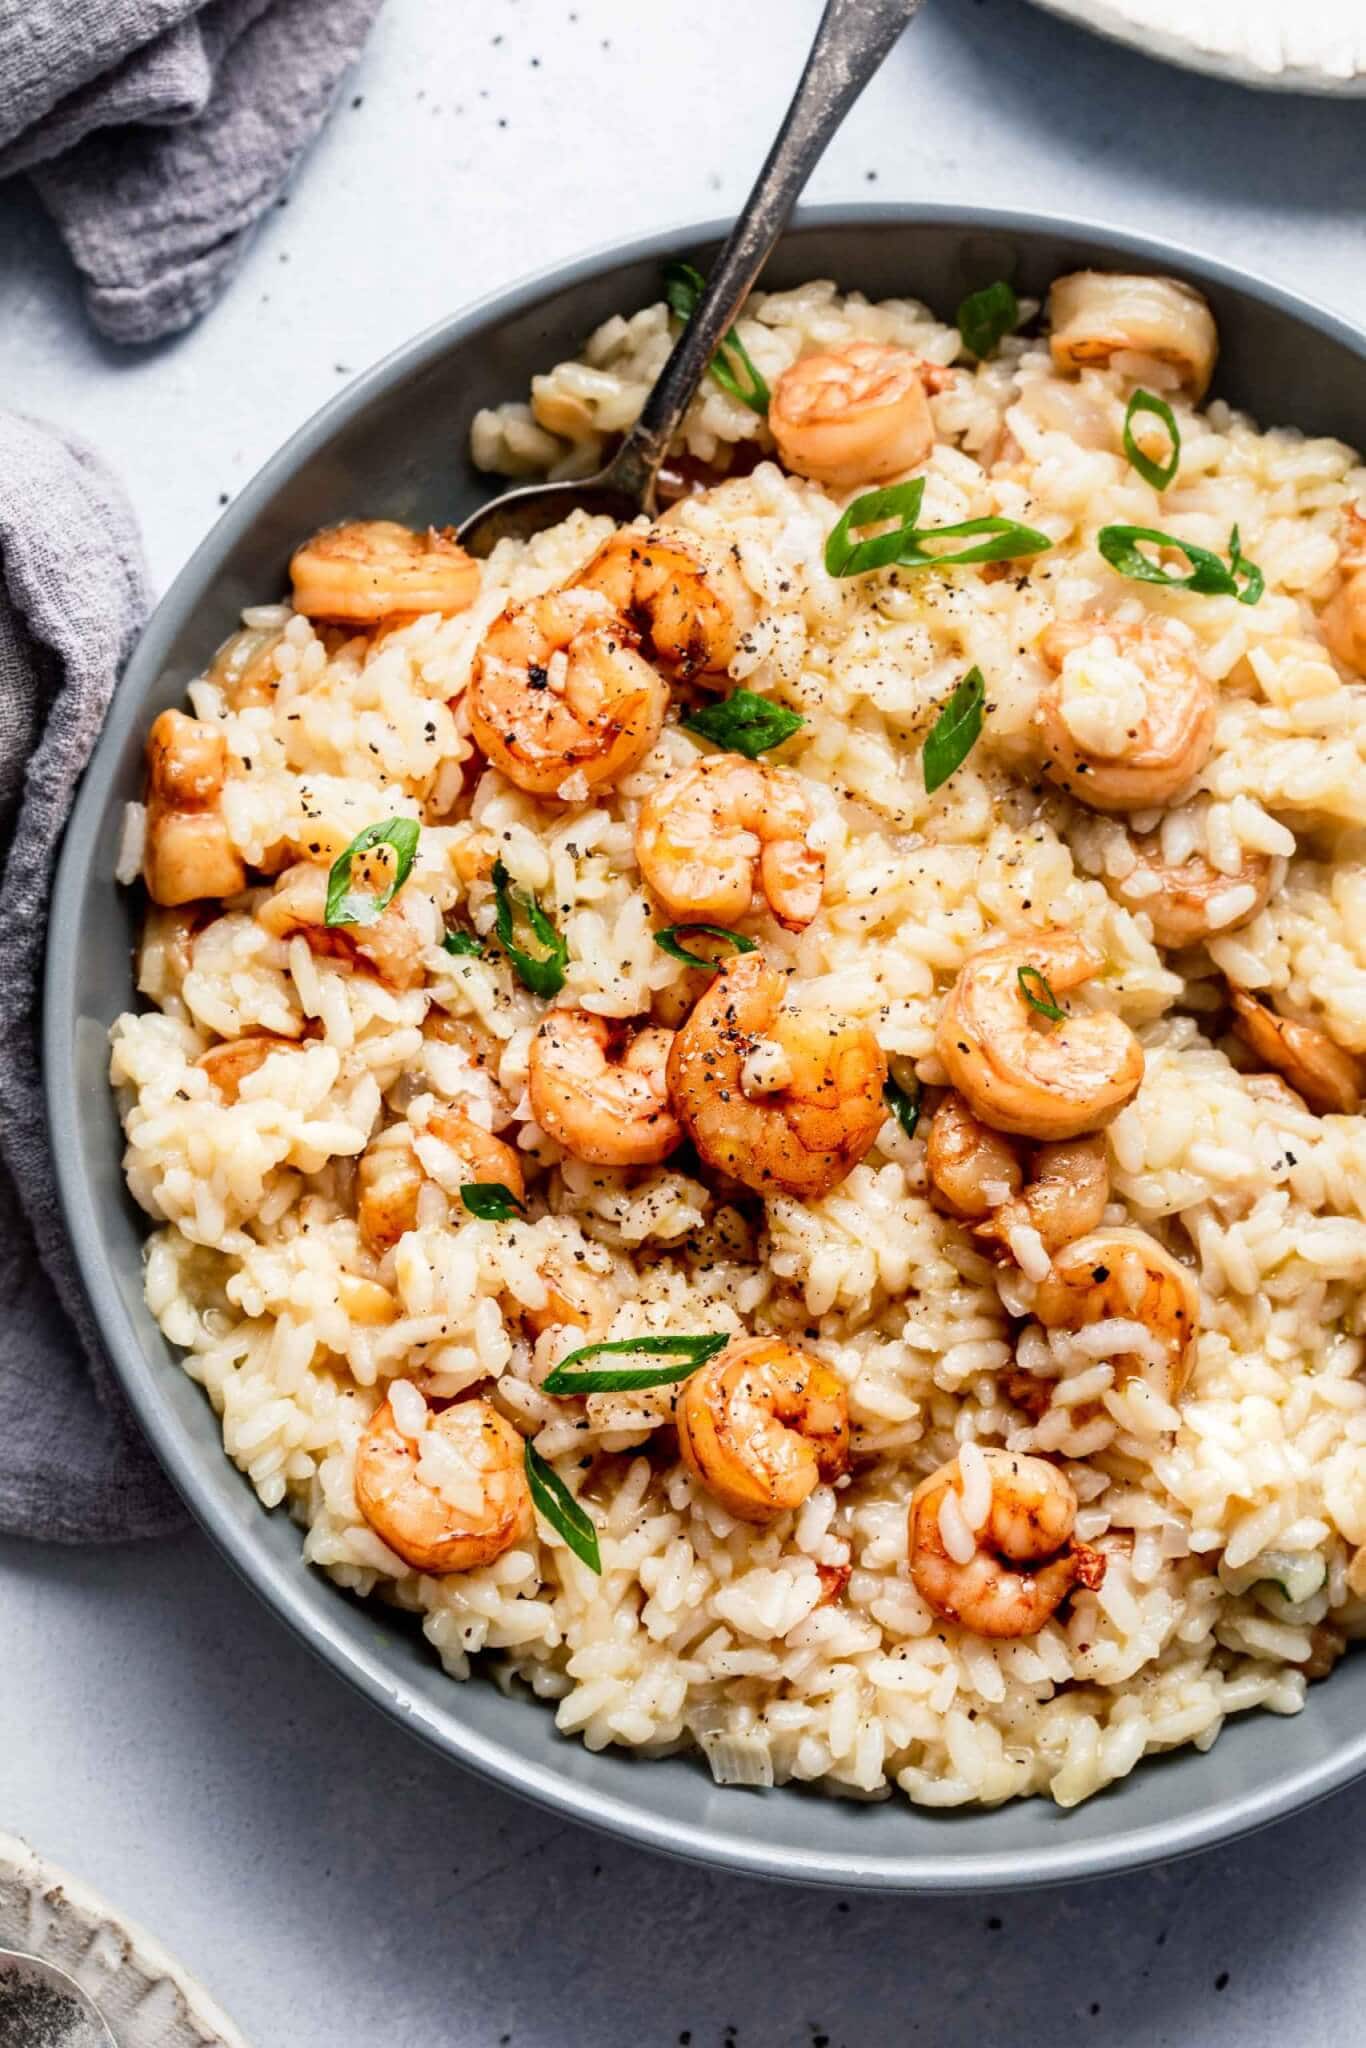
[1, 0, 385, 345]
[0, 411, 184, 1541]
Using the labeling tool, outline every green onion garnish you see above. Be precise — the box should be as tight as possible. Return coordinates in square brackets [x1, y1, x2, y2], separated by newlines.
[524, 1440, 601, 1574]
[1123, 389, 1181, 492]
[543, 1332, 729, 1395]
[460, 1182, 526, 1221]
[653, 924, 758, 970]
[682, 689, 804, 759]
[442, 928, 483, 957]
[883, 1074, 921, 1141]
[491, 859, 568, 997]
[825, 480, 1051, 579]
[922, 667, 986, 794]
[1018, 964, 1064, 1021]
[324, 818, 420, 928]
[1097, 522, 1263, 606]
[663, 259, 770, 416]
[957, 280, 1019, 360]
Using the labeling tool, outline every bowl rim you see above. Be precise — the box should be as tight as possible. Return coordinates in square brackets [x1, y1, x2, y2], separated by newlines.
[45, 200, 1366, 1892]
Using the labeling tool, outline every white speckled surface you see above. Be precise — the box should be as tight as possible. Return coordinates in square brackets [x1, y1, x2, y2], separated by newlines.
[3, 2, 1365, 2041]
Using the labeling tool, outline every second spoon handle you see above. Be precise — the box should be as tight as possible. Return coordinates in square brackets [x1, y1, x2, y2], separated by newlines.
[613, 0, 926, 510]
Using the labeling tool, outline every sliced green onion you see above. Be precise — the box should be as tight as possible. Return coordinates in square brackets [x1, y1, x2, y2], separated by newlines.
[1018, 964, 1064, 1021]
[324, 818, 420, 928]
[1123, 389, 1181, 491]
[883, 1074, 921, 1141]
[663, 259, 771, 416]
[653, 924, 758, 970]
[460, 1182, 526, 1221]
[491, 859, 568, 998]
[825, 481, 1051, 580]
[524, 1440, 601, 1574]
[824, 479, 927, 576]
[682, 689, 804, 759]
[543, 1332, 729, 1395]
[957, 280, 1019, 360]
[922, 667, 986, 794]
[442, 928, 483, 958]
[888, 516, 1053, 570]
[1097, 522, 1264, 606]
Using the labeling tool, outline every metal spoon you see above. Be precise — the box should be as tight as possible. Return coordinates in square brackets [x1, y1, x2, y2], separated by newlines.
[0, 1947, 118, 2048]
[457, 0, 926, 555]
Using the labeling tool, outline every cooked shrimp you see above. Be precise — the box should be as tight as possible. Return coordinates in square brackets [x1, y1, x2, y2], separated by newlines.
[769, 341, 935, 489]
[196, 1033, 302, 1102]
[667, 951, 886, 1200]
[909, 1448, 1105, 1638]
[1104, 838, 1274, 950]
[290, 520, 480, 624]
[936, 931, 1144, 1141]
[1038, 620, 1216, 812]
[1047, 271, 1218, 399]
[1229, 988, 1364, 1115]
[926, 1093, 1109, 1258]
[468, 586, 669, 798]
[258, 862, 426, 991]
[675, 1336, 849, 1523]
[520, 1252, 611, 1340]
[1033, 1227, 1200, 1402]
[143, 709, 247, 907]
[528, 1010, 680, 1166]
[354, 1393, 531, 1573]
[207, 620, 285, 709]
[571, 526, 756, 678]
[1317, 506, 1366, 677]
[357, 1111, 525, 1256]
[635, 753, 822, 930]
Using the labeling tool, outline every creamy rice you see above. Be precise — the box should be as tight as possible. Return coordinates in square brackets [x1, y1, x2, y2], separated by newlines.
[112, 274, 1366, 1810]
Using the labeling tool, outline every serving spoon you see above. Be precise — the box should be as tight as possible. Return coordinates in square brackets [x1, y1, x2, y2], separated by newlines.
[0, 1947, 118, 2048]
[457, 0, 926, 556]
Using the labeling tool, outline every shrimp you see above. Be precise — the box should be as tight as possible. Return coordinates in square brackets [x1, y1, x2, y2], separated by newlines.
[357, 1111, 525, 1256]
[667, 950, 886, 1200]
[675, 1336, 849, 1524]
[1037, 620, 1217, 812]
[258, 861, 427, 991]
[467, 586, 669, 798]
[354, 1393, 532, 1573]
[936, 930, 1144, 1141]
[768, 341, 935, 489]
[207, 620, 286, 709]
[571, 526, 756, 678]
[289, 519, 480, 624]
[520, 1250, 612, 1340]
[143, 708, 247, 907]
[1047, 271, 1218, 399]
[1317, 506, 1366, 677]
[909, 1449, 1104, 1638]
[1229, 987, 1364, 1115]
[1103, 838, 1274, 950]
[926, 1092, 1109, 1258]
[196, 1033, 302, 1102]
[635, 753, 822, 930]
[1033, 1227, 1200, 1403]
[528, 1010, 681, 1166]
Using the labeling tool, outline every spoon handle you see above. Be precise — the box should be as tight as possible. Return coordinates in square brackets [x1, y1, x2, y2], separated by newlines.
[609, 0, 926, 510]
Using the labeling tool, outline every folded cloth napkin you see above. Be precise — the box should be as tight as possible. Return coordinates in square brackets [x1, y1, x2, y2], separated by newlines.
[1, 0, 385, 344]
[0, 411, 184, 1541]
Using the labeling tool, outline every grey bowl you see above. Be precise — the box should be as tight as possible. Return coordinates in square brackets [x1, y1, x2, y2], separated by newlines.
[45, 205, 1366, 1891]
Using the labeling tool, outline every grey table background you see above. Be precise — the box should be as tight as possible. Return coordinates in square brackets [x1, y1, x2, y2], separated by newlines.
[3, 2, 1363, 2040]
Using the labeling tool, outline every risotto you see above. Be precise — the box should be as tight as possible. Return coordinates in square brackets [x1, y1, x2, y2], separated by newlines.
[111, 269, 1366, 1810]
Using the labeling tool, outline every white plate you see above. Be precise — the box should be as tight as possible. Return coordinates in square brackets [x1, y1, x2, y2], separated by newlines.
[0, 1833, 251, 2048]
[1026, 0, 1366, 93]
